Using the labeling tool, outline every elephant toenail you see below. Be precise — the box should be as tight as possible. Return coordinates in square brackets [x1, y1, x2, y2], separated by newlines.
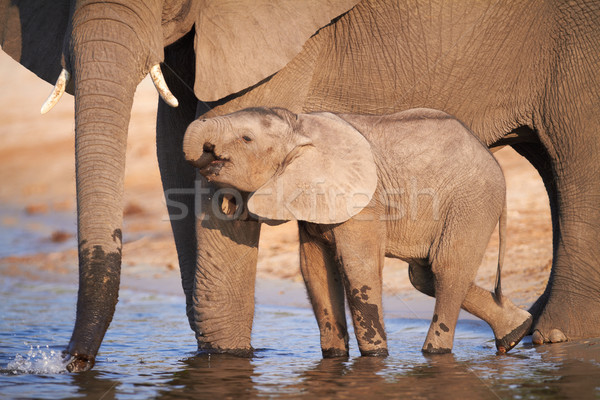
[532, 330, 545, 345]
[548, 329, 567, 343]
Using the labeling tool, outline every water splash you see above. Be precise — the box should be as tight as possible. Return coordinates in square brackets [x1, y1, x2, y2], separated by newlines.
[6, 345, 68, 374]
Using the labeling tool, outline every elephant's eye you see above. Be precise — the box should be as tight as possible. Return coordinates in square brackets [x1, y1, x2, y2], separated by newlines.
[242, 135, 252, 143]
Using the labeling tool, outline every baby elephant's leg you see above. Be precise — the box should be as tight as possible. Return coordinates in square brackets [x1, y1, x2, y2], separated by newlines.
[408, 262, 435, 297]
[333, 222, 388, 357]
[421, 259, 477, 354]
[461, 285, 532, 353]
[410, 263, 531, 353]
[299, 225, 349, 357]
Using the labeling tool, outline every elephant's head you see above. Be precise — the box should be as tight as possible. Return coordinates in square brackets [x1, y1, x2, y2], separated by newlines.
[183, 108, 378, 224]
[1, 0, 359, 371]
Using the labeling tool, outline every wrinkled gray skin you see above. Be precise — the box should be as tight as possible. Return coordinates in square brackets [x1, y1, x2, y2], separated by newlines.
[183, 107, 533, 356]
[2, 0, 599, 371]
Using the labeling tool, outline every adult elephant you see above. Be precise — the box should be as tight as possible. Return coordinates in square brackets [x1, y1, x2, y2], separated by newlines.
[1, 0, 599, 371]
[0, 0, 359, 371]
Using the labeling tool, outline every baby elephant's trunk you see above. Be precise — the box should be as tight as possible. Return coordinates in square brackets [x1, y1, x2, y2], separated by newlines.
[494, 200, 507, 304]
[183, 119, 219, 169]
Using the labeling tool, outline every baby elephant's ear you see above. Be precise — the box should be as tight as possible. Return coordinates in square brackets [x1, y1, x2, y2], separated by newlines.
[247, 112, 377, 224]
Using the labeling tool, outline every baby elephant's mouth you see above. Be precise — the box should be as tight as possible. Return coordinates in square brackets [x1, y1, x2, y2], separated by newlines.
[192, 142, 229, 176]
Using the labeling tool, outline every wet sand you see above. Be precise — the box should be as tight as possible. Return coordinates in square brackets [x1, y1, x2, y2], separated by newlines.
[0, 50, 552, 310]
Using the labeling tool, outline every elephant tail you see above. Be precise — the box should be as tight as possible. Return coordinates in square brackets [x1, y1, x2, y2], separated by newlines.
[494, 198, 507, 305]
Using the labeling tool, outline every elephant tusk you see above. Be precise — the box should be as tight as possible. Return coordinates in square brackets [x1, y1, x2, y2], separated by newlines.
[150, 64, 179, 108]
[40, 69, 70, 114]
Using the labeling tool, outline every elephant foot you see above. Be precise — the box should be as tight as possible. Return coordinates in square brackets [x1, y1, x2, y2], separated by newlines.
[531, 328, 567, 345]
[63, 351, 95, 372]
[496, 315, 533, 354]
[529, 289, 600, 344]
[360, 348, 389, 357]
[322, 348, 350, 358]
[196, 346, 254, 358]
[422, 345, 451, 355]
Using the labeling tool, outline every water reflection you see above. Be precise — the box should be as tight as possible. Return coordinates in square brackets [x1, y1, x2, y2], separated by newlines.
[328, 355, 490, 398]
[151, 343, 600, 399]
[67, 370, 119, 400]
[157, 354, 258, 399]
[529, 340, 600, 399]
[150, 353, 504, 399]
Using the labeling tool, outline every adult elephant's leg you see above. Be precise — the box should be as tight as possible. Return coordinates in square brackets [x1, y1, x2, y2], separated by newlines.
[158, 32, 259, 349]
[193, 182, 260, 352]
[156, 31, 199, 332]
[524, 116, 600, 342]
[408, 263, 435, 297]
[511, 139, 558, 336]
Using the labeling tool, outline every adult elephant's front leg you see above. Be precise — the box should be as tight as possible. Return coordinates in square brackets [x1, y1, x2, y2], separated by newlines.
[193, 180, 260, 352]
[156, 32, 200, 334]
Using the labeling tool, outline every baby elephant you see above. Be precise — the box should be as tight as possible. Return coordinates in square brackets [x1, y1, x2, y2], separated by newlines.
[183, 107, 532, 356]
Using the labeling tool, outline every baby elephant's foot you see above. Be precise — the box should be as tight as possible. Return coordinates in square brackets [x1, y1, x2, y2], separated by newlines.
[322, 347, 350, 358]
[422, 315, 455, 354]
[422, 342, 452, 354]
[360, 348, 389, 357]
[496, 314, 533, 354]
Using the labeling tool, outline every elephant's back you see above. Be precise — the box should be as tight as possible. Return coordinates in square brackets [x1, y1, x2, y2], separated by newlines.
[342, 108, 505, 214]
[340, 108, 501, 182]
[360, 109, 505, 260]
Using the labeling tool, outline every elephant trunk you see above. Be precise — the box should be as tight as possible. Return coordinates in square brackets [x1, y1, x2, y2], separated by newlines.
[183, 118, 229, 169]
[64, 0, 163, 372]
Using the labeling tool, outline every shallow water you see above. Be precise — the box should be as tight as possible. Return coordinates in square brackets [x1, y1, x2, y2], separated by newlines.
[0, 208, 77, 259]
[1, 276, 599, 399]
